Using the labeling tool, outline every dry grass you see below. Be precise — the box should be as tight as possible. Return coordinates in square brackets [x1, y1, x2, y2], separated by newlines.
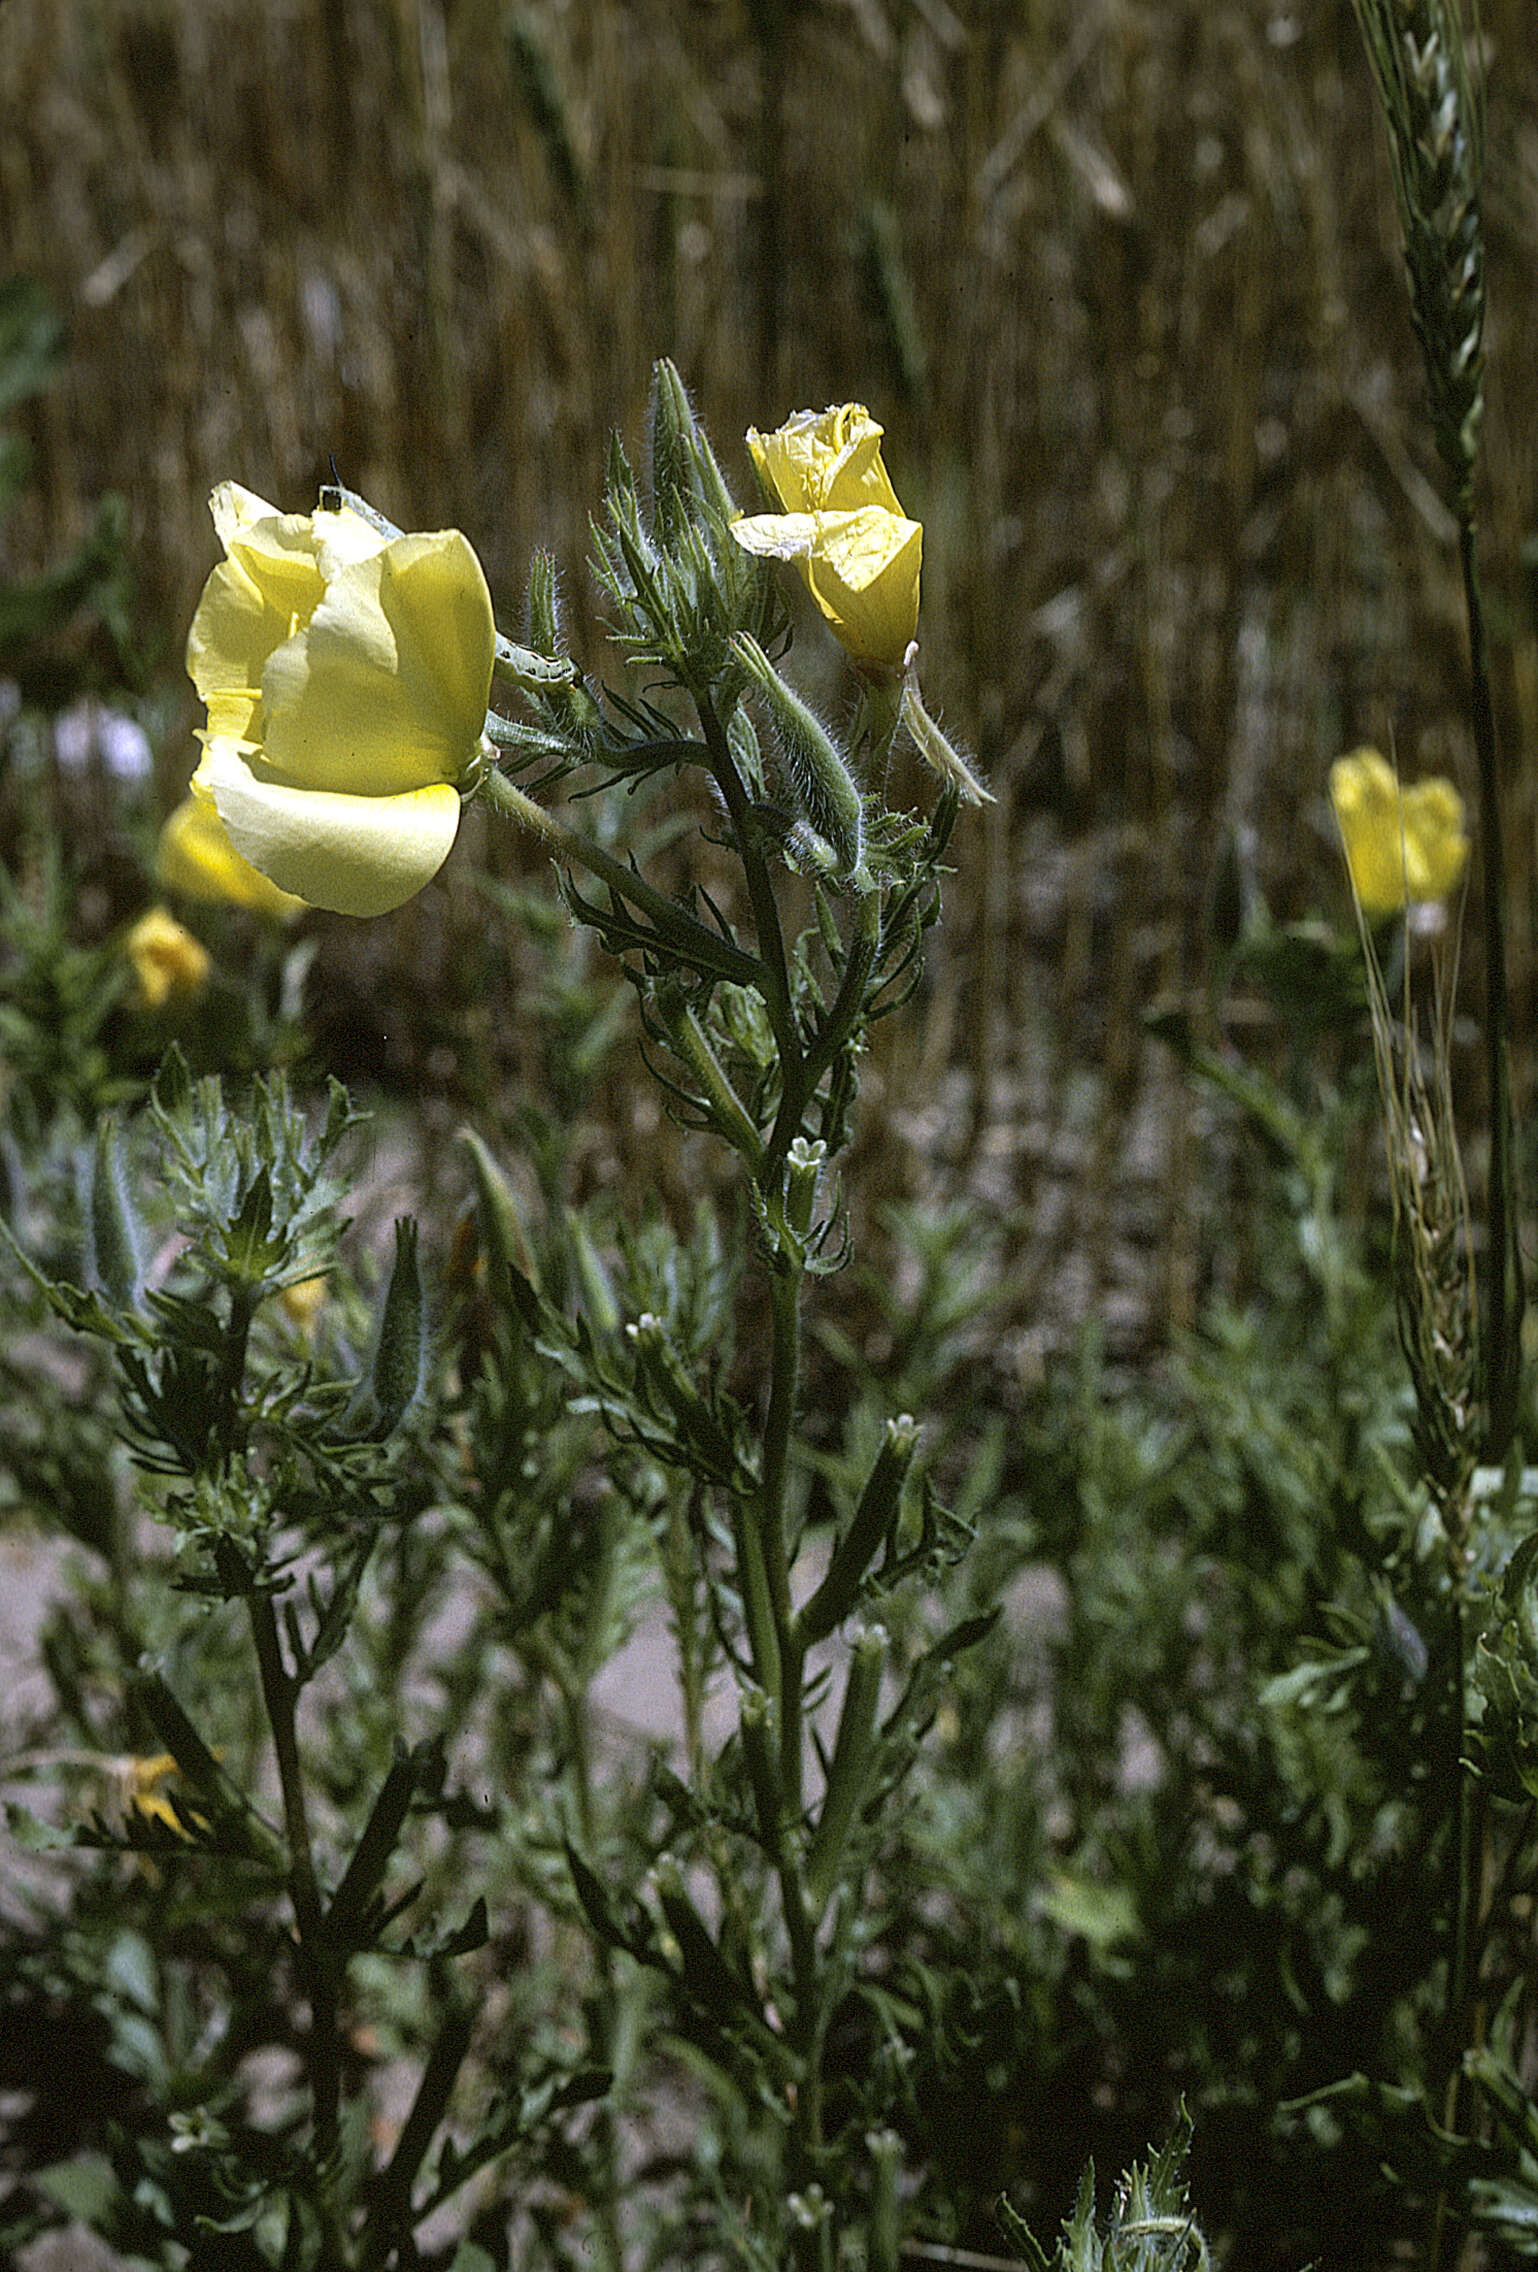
[2, 0, 1537, 1348]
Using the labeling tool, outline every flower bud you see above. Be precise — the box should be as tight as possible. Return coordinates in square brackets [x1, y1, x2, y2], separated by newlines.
[732, 633, 869, 887]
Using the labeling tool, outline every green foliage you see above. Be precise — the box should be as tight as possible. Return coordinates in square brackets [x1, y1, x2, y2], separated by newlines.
[9, 355, 1538, 2272]
[999, 2107, 1210, 2272]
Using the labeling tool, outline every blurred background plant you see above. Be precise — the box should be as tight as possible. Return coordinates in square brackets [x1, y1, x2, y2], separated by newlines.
[3, 1, 1538, 2268]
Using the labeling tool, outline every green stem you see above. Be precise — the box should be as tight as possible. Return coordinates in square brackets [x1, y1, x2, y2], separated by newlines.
[693, 691, 803, 1109]
[764, 1265, 804, 1809]
[480, 765, 763, 990]
[248, 1594, 342, 2174]
[1459, 515, 1522, 1460]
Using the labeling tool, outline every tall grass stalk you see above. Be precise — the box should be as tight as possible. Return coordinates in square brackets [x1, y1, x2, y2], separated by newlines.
[1351, 0, 1522, 1460]
[1351, 5, 1522, 2259]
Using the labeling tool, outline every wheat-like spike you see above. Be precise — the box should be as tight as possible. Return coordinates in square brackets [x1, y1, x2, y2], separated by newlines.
[1353, 0, 1486, 514]
[1359, 913, 1480, 1526]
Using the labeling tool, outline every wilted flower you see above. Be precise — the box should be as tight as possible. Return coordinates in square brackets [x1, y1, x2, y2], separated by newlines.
[186, 483, 496, 916]
[731, 404, 922, 671]
[1330, 746, 1470, 918]
[116, 1753, 205, 1840]
[156, 786, 307, 920]
[125, 906, 211, 1010]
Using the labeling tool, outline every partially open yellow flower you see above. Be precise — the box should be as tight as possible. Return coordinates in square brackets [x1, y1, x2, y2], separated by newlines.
[156, 785, 307, 920]
[732, 404, 922, 671]
[1330, 746, 1470, 919]
[186, 483, 496, 916]
[125, 906, 211, 1010]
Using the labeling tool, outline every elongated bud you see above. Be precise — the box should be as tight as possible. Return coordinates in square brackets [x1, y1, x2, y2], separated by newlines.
[869, 2129, 903, 2272]
[648, 982, 764, 1166]
[652, 356, 741, 530]
[83, 1118, 145, 1311]
[626, 1311, 742, 1485]
[807, 1623, 888, 1912]
[740, 1684, 784, 1846]
[797, 1414, 920, 1646]
[899, 668, 993, 805]
[653, 1856, 753, 2012]
[785, 1137, 826, 1239]
[362, 1219, 430, 1435]
[650, 358, 694, 548]
[518, 550, 603, 747]
[733, 632, 870, 886]
[456, 1126, 541, 1317]
[567, 1209, 621, 1335]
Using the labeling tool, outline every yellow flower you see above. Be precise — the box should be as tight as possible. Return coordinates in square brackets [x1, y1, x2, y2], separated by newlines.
[731, 404, 922, 671]
[156, 785, 307, 920]
[1329, 746, 1470, 919]
[125, 906, 212, 1010]
[187, 483, 496, 917]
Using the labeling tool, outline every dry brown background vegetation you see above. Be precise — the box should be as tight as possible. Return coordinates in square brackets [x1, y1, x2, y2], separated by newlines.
[3, 0, 1537, 1347]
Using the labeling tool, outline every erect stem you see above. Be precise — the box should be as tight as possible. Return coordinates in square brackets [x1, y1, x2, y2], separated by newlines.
[693, 690, 803, 1116]
[248, 1594, 342, 2172]
[1459, 515, 1522, 1460]
[763, 1262, 804, 1808]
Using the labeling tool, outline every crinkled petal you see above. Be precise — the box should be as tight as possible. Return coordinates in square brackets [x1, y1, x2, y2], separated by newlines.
[260, 530, 493, 797]
[748, 405, 903, 516]
[196, 738, 461, 916]
[156, 787, 307, 919]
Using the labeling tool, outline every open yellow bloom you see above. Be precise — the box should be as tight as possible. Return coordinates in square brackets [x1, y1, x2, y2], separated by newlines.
[125, 906, 211, 1010]
[186, 483, 495, 916]
[156, 785, 307, 920]
[1330, 746, 1470, 918]
[732, 404, 921, 671]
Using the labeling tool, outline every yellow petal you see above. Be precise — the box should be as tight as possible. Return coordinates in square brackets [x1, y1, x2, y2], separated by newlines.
[186, 546, 324, 745]
[156, 788, 308, 919]
[802, 508, 922, 669]
[197, 739, 462, 916]
[748, 405, 903, 516]
[261, 530, 494, 797]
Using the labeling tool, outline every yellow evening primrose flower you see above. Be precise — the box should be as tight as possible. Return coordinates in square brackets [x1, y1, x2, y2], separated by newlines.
[731, 404, 922, 672]
[1329, 746, 1471, 919]
[156, 785, 307, 920]
[186, 482, 496, 917]
[125, 906, 212, 1010]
